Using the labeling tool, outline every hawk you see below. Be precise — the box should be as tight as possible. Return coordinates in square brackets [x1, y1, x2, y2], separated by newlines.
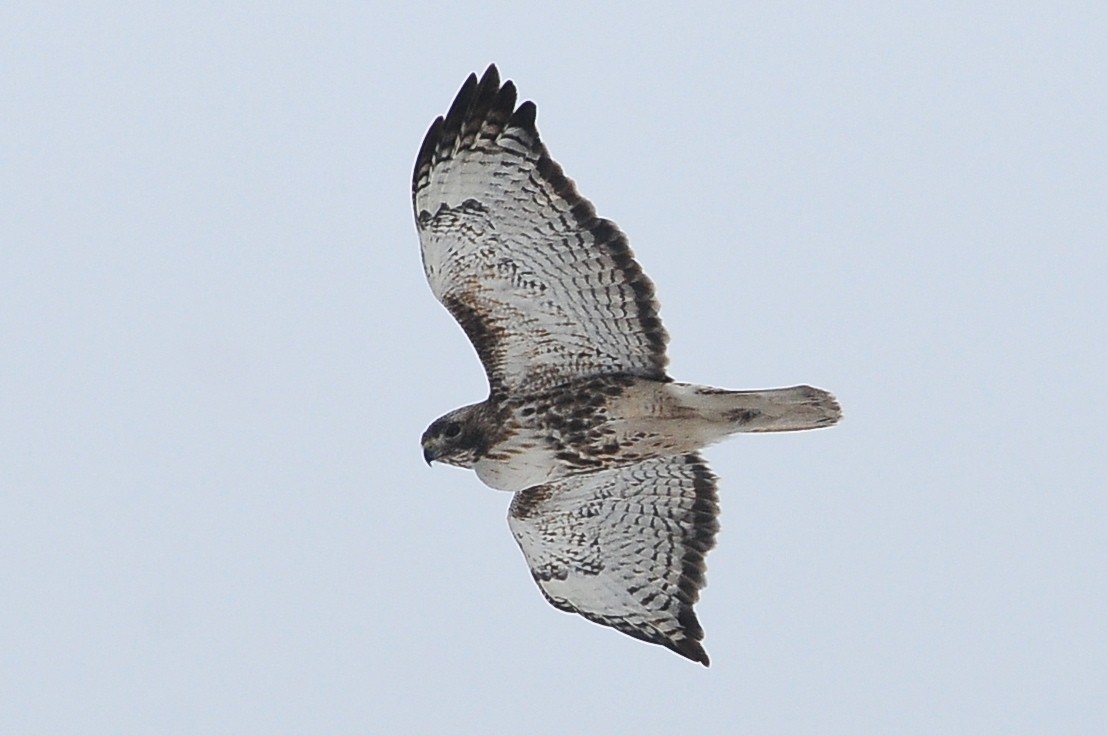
[414, 65, 841, 666]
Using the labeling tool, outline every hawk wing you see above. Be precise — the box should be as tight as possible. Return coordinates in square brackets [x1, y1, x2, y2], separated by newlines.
[413, 65, 669, 397]
[507, 453, 720, 665]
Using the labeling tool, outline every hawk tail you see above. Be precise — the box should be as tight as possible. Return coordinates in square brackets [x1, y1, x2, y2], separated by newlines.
[687, 384, 842, 433]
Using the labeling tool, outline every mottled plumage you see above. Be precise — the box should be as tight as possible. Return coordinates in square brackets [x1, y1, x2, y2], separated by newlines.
[414, 65, 841, 666]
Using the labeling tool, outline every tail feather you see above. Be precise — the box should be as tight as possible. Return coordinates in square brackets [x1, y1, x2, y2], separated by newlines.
[689, 384, 841, 433]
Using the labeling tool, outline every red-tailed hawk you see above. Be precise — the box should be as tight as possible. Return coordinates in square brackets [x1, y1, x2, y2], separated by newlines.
[414, 65, 840, 665]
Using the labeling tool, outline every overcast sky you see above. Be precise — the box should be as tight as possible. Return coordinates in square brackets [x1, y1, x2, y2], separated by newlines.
[3, 3, 1106, 734]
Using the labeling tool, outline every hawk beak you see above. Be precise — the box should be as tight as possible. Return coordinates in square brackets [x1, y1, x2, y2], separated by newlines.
[422, 445, 435, 466]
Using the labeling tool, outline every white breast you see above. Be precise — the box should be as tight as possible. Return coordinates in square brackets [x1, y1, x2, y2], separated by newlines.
[474, 444, 563, 492]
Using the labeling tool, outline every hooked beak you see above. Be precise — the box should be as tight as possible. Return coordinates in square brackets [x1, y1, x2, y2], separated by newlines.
[422, 445, 436, 466]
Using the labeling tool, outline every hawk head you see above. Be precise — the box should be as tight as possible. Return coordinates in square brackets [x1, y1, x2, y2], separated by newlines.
[421, 404, 486, 468]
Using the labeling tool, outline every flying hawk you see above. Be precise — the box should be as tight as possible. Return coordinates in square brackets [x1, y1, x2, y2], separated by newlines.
[414, 65, 841, 666]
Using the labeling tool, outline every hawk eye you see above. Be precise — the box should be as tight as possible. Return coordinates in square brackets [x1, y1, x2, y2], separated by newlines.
[443, 422, 462, 438]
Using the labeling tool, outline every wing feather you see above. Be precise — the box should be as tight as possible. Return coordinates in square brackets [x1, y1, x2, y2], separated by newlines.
[413, 65, 669, 397]
[507, 453, 720, 665]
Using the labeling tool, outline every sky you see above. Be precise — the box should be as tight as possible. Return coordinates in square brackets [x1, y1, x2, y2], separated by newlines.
[3, 3, 1106, 734]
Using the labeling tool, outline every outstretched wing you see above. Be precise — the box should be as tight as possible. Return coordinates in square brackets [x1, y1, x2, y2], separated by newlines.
[413, 65, 669, 397]
[507, 453, 720, 665]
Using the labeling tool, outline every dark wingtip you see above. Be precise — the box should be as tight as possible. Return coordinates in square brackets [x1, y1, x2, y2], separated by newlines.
[673, 636, 711, 667]
[510, 100, 537, 131]
[442, 71, 480, 136]
[412, 116, 444, 196]
[682, 642, 709, 665]
[479, 63, 499, 87]
[412, 65, 538, 203]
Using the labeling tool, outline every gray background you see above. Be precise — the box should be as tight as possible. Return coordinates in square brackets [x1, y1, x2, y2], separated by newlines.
[4, 3, 1105, 734]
